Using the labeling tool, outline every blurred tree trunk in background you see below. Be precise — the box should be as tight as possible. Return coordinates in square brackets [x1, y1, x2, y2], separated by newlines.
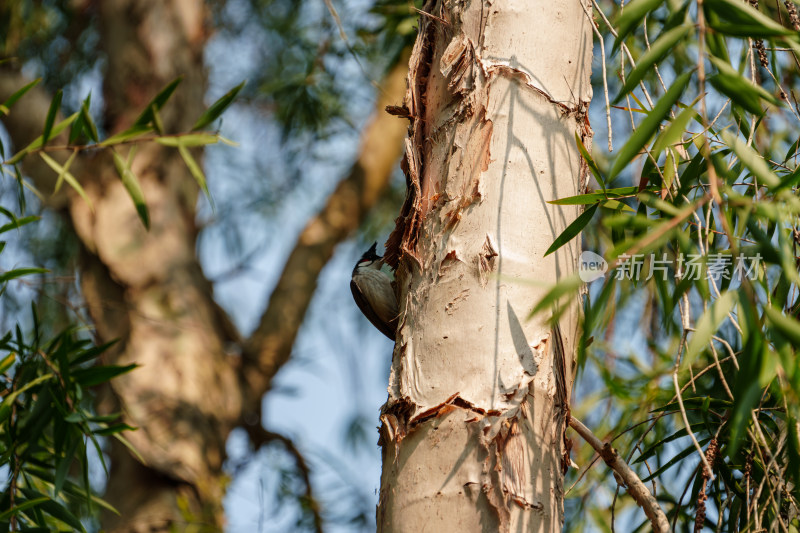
[377, 0, 592, 530]
[0, 0, 409, 530]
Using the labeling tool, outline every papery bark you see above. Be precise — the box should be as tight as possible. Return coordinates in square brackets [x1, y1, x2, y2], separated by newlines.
[378, 1, 593, 531]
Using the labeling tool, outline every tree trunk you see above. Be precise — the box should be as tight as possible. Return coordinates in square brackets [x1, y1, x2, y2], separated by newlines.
[378, 1, 593, 531]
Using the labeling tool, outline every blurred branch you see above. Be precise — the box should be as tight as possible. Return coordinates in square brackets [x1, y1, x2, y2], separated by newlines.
[241, 49, 410, 404]
[569, 415, 670, 533]
[245, 424, 323, 533]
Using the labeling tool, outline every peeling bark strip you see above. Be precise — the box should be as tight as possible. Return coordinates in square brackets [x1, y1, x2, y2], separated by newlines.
[378, 0, 592, 531]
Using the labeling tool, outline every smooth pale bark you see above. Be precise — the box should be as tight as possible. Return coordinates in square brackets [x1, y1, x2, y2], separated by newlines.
[378, 1, 592, 531]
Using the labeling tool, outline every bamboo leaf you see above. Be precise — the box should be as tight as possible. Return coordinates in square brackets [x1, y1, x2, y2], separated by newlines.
[72, 363, 137, 387]
[704, 0, 795, 36]
[154, 133, 219, 147]
[720, 130, 780, 189]
[112, 150, 149, 229]
[99, 124, 153, 147]
[177, 144, 212, 203]
[6, 112, 79, 165]
[0, 497, 50, 522]
[41, 90, 63, 147]
[614, 24, 691, 103]
[544, 203, 599, 257]
[132, 77, 182, 127]
[764, 305, 800, 344]
[608, 70, 693, 180]
[709, 56, 780, 115]
[40, 152, 93, 211]
[549, 187, 641, 205]
[613, 0, 665, 54]
[192, 80, 245, 131]
[651, 104, 697, 157]
[530, 274, 584, 318]
[0, 78, 41, 115]
[0, 267, 49, 283]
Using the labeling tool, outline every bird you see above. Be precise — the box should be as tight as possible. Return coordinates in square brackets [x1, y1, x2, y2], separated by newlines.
[350, 242, 398, 340]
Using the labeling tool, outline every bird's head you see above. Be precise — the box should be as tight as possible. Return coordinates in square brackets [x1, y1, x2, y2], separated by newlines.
[354, 242, 383, 272]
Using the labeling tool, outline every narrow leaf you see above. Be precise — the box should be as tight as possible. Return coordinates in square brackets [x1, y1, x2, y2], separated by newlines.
[721, 130, 780, 189]
[0, 78, 42, 115]
[613, 0, 665, 53]
[0, 267, 49, 283]
[192, 80, 245, 131]
[704, 0, 795, 36]
[608, 70, 693, 180]
[6, 112, 79, 165]
[132, 77, 182, 127]
[155, 133, 219, 147]
[112, 150, 149, 229]
[177, 145, 211, 202]
[42, 89, 63, 147]
[39, 152, 93, 210]
[544, 203, 599, 257]
[614, 24, 691, 104]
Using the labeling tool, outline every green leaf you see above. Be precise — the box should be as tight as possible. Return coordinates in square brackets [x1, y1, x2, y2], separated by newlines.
[72, 363, 137, 387]
[0, 352, 15, 374]
[113, 432, 147, 465]
[154, 133, 219, 147]
[80, 94, 98, 142]
[720, 130, 780, 189]
[704, 0, 795, 37]
[764, 305, 800, 344]
[0, 78, 42, 116]
[177, 145, 212, 204]
[0, 497, 50, 522]
[0, 215, 40, 234]
[112, 150, 149, 229]
[132, 77, 182, 127]
[708, 56, 780, 116]
[549, 187, 641, 205]
[608, 70, 693, 180]
[0, 267, 49, 283]
[544, 203, 599, 257]
[614, 24, 691, 104]
[39, 152, 93, 210]
[0, 374, 54, 423]
[41, 90, 63, 147]
[192, 80, 245, 131]
[99, 124, 153, 147]
[613, 0, 666, 54]
[6, 112, 79, 165]
[682, 291, 738, 370]
[19, 489, 86, 532]
[650, 104, 698, 157]
[94, 422, 137, 436]
[529, 273, 584, 318]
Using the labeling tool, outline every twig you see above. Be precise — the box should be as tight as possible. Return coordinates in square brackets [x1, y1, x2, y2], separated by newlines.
[672, 372, 715, 480]
[568, 416, 670, 532]
[579, 0, 613, 151]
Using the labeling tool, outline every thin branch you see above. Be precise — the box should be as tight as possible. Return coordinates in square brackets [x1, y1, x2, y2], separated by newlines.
[569, 416, 670, 533]
[245, 425, 323, 533]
